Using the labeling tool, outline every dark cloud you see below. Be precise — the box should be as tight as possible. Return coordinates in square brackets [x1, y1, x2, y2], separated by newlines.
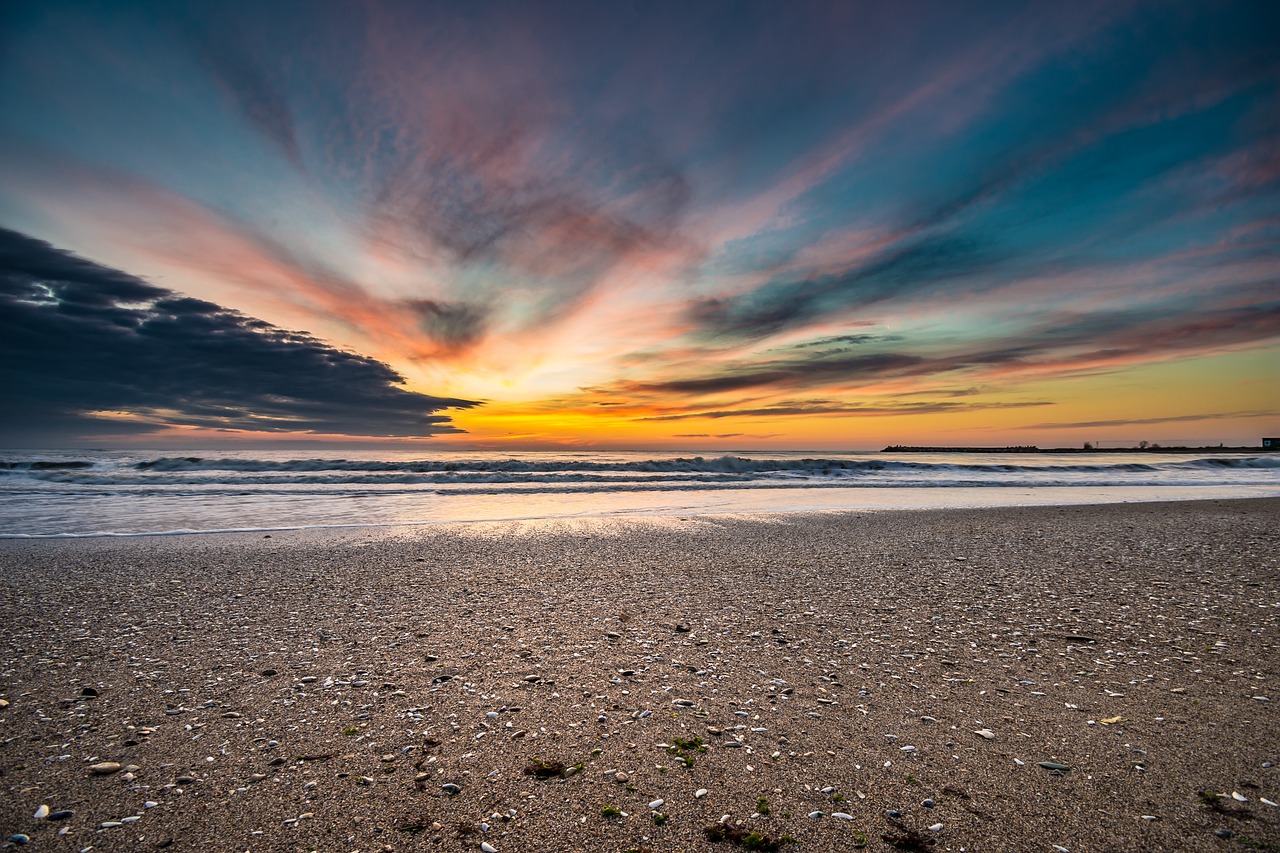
[691, 234, 998, 339]
[404, 299, 490, 353]
[628, 352, 926, 397]
[642, 400, 1052, 422]
[1019, 410, 1275, 430]
[672, 433, 782, 439]
[0, 228, 478, 442]
[186, 21, 304, 166]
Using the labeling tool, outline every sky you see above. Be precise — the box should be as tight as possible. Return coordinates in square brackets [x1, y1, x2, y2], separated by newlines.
[1, 0, 1277, 450]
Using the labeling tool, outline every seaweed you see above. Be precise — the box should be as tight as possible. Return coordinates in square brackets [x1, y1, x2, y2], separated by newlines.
[704, 825, 796, 851]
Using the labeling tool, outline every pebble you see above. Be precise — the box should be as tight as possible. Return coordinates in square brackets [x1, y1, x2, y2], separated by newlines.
[922, 799, 935, 808]
[1260, 798, 1278, 807]
[1141, 815, 1158, 821]
[1038, 762, 1071, 772]
[89, 761, 122, 775]
[442, 783, 462, 794]
[974, 729, 996, 740]
[649, 799, 665, 809]
[1231, 791, 1247, 802]
[33, 805, 49, 820]
[695, 789, 708, 798]
[615, 772, 630, 783]
[48, 810, 74, 821]
[8, 835, 29, 846]
[831, 812, 853, 820]
[1216, 829, 1234, 839]
[886, 810, 902, 819]
[929, 823, 944, 832]
[807, 811, 824, 819]
[481, 844, 497, 853]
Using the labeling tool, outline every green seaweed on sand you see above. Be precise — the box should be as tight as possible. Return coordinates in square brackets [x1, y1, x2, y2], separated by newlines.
[342, 727, 359, 736]
[703, 825, 797, 850]
[652, 812, 670, 826]
[523, 757, 583, 779]
[669, 736, 708, 754]
[601, 805, 624, 819]
[757, 797, 771, 815]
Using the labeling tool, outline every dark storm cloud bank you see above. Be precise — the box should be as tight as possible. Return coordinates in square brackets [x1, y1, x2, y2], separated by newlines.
[0, 228, 479, 441]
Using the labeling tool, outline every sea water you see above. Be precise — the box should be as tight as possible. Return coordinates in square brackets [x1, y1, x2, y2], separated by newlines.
[1, 449, 1277, 537]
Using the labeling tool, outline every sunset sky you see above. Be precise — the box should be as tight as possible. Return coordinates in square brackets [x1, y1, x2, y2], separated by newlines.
[2, 0, 1277, 450]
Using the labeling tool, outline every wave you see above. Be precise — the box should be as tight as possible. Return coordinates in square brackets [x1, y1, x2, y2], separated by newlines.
[70, 453, 1280, 475]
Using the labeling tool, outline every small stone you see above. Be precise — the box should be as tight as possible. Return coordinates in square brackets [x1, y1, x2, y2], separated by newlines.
[1231, 792, 1247, 802]
[649, 799, 665, 809]
[1141, 815, 1158, 821]
[176, 775, 197, 784]
[358, 776, 375, 786]
[442, 783, 462, 794]
[100, 821, 123, 828]
[80, 687, 99, 697]
[144, 801, 158, 808]
[831, 812, 853, 820]
[1260, 798, 1278, 807]
[695, 788, 708, 798]
[807, 811, 823, 819]
[34, 805, 49, 820]
[8, 834, 29, 845]
[929, 823, 944, 832]
[1038, 762, 1071, 772]
[90, 761, 122, 775]
[299, 676, 317, 683]
[481, 844, 497, 853]
[886, 810, 902, 819]
[1216, 829, 1234, 839]
[260, 668, 278, 676]
[974, 729, 995, 740]
[615, 771, 630, 783]
[48, 810, 74, 821]
[922, 799, 935, 808]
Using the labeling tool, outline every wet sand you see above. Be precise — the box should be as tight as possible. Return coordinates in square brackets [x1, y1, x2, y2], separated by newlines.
[1, 498, 1278, 852]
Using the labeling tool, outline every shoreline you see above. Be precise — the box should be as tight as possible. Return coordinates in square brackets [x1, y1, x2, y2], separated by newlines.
[1, 499, 1277, 851]
[4, 487, 1278, 541]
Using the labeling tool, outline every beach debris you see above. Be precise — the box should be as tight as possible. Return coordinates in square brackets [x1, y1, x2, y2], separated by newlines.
[831, 812, 854, 820]
[695, 788, 709, 798]
[48, 810, 73, 820]
[974, 729, 995, 740]
[33, 805, 48, 820]
[481, 843, 498, 853]
[703, 825, 791, 851]
[1100, 716, 1127, 725]
[808, 811, 824, 819]
[1231, 791, 1247, 801]
[441, 782, 462, 794]
[1038, 762, 1071, 772]
[89, 761, 122, 775]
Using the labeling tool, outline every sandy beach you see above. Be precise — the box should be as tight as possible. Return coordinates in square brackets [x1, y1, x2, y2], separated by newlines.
[1, 498, 1277, 852]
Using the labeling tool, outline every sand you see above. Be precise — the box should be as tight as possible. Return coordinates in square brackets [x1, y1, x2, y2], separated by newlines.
[1, 498, 1278, 852]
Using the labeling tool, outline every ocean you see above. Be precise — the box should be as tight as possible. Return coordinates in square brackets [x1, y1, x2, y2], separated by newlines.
[1, 449, 1277, 537]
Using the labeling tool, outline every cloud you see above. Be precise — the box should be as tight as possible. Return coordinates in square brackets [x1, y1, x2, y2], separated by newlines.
[690, 234, 999, 339]
[185, 17, 304, 166]
[0, 227, 478, 441]
[1018, 410, 1275, 430]
[672, 433, 782, 439]
[642, 400, 1053, 422]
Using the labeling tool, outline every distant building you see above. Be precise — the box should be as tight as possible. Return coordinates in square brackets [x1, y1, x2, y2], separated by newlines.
[1264, 437, 1279, 450]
